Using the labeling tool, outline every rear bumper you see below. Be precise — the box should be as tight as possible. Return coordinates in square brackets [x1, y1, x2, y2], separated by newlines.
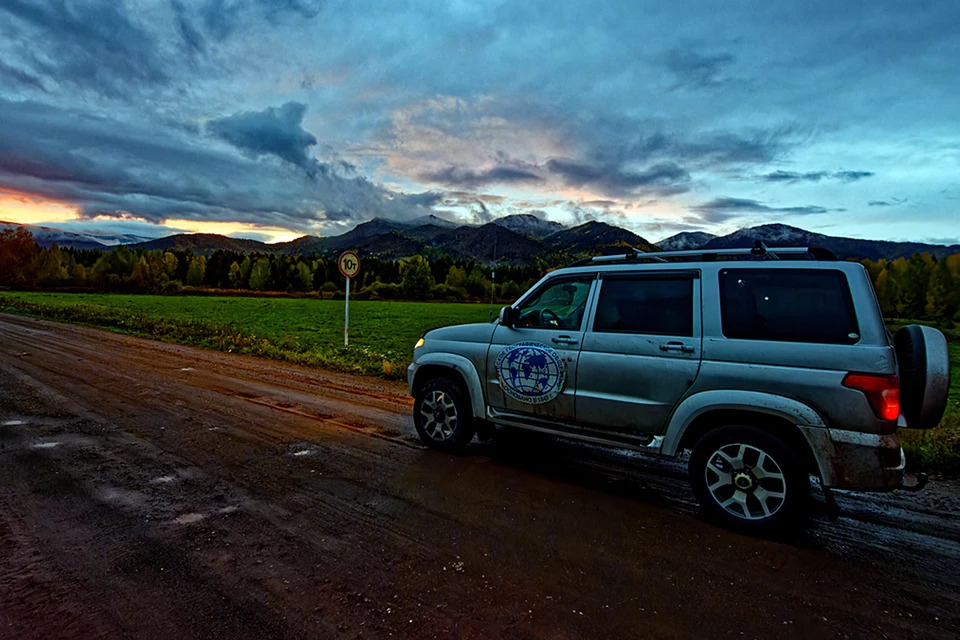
[799, 427, 906, 491]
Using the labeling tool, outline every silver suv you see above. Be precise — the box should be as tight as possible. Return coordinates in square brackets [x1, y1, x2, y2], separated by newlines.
[408, 244, 950, 533]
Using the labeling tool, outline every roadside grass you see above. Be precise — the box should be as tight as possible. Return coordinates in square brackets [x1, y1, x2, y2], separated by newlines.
[2, 292, 957, 474]
[0, 291, 491, 380]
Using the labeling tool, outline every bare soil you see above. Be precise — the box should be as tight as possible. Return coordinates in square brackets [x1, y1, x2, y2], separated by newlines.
[1, 313, 958, 639]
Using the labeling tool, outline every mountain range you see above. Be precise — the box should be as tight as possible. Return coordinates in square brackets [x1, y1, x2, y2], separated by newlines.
[5, 215, 959, 264]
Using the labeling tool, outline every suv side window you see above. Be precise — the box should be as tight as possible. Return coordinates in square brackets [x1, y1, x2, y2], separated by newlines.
[719, 268, 860, 344]
[516, 276, 594, 330]
[593, 277, 694, 336]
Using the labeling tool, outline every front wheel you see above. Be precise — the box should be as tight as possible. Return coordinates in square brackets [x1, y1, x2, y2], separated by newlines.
[689, 426, 809, 534]
[413, 377, 476, 453]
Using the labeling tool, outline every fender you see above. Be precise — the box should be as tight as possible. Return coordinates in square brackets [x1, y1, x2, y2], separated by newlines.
[412, 352, 486, 419]
[659, 389, 827, 457]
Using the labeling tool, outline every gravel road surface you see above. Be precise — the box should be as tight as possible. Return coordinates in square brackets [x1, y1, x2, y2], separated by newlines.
[1, 313, 958, 639]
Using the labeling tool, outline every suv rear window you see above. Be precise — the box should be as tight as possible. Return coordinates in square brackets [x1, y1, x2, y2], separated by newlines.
[719, 269, 860, 344]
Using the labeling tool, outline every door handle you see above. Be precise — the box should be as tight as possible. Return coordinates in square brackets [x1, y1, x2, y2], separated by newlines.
[552, 336, 579, 345]
[660, 341, 695, 353]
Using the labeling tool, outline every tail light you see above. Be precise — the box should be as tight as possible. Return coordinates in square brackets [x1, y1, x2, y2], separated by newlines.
[842, 373, 900, 423]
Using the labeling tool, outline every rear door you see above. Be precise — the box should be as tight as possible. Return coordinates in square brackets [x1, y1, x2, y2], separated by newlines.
[486, 274, 597, 422]
[575, 272, 702, 437]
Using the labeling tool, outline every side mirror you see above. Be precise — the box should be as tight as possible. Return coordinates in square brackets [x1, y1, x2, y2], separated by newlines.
[499, 306, 518, 327]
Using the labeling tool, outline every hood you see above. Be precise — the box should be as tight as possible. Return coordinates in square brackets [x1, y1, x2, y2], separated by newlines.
[424, 321, 497, 344]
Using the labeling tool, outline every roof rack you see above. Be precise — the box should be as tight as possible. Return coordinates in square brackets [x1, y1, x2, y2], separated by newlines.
[569, 241, 837, 267]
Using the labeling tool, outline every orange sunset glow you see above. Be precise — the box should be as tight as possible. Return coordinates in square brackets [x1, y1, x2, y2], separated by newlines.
[0, 190, 304, 243]
[0, 189, 80, 224]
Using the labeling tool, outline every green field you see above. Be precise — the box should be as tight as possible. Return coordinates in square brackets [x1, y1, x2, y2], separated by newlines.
[0, 291, 492, 378]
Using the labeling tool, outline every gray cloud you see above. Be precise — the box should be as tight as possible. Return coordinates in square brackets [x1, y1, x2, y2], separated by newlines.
[546, 159, 690, 198]
[665, 49, 734, 88]
[869, 200, 891, 207]
[0, 61, 46, 92]
[199, 0, 324, 41]
[0, 98, 429, 231]
[208, 102, 318, 172]
[761, 169, 874, 183]
[0, 0, 169, 97]
[692, 197, 833, 223]
[421, 165, 544, 188]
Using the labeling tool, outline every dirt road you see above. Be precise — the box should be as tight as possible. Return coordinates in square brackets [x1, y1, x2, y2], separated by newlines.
[1, 313, 958, 639]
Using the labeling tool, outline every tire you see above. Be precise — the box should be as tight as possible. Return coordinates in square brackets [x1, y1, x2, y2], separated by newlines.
[895, 325, 950, 429]
[689, 426, 810, 535]
[413, 377, 476, 453]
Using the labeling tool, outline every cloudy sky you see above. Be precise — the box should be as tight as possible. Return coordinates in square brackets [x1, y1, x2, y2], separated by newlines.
[1, 0, 958, 243]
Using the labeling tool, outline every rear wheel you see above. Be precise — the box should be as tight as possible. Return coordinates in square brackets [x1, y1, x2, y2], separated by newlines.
[413, 377, 476, 453]
[689, 426, 809, 534]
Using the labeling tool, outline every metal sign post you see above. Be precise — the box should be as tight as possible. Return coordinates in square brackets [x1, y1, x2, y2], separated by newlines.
[337, 251, 360, 348]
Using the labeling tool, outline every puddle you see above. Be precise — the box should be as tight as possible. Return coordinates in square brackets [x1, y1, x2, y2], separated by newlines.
[95, 486, 147, 510]
[32, 441, 60, 449]
[218, 506, 240, 515]
[150, 475, 177, 485]
[180, 368, 194, 372]
[173, 512, 206, 525]
[292, 449, 315, 457]
[3, 420, 26, 426]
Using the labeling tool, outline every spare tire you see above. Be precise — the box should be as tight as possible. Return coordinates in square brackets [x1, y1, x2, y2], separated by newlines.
[894, 324, 950, 429]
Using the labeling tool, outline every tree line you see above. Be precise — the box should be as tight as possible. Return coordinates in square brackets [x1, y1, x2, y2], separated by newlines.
[3, 226, 959, 320]
[0, 227, 541, 302]
[862, 253, 960, 323]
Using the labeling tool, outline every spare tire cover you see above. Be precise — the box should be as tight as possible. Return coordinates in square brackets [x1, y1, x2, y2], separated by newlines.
[894, 324, 950, 429]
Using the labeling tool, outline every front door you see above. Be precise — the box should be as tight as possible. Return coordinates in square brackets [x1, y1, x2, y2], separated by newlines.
[576, 272, 702, 437]
[486, 275, 597, 422]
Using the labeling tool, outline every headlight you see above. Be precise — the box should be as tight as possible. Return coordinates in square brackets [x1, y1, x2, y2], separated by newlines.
[414, 337, 425, 349]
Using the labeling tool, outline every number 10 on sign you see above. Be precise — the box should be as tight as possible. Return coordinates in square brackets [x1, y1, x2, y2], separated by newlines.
[338, 251, 361, 347]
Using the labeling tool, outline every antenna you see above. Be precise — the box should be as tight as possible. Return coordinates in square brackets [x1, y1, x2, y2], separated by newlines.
[489, 225, 498, 322]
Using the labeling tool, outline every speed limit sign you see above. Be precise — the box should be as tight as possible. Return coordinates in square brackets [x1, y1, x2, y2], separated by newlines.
[338, 251, 360, 278]
[338, 251, 360, 347]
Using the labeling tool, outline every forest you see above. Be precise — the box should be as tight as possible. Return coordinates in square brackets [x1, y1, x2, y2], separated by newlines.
[0, 227, 539, 303]
[2, 225, 959, 323]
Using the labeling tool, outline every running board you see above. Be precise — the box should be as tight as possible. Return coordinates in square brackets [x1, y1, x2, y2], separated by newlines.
[488, 412, 663, 453]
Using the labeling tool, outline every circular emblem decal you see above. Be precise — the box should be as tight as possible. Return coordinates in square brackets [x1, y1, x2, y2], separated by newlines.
[495, 342, 566, 404]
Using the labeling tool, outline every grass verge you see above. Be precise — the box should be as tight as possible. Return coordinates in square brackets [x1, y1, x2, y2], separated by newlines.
[0, 293, 489, 380]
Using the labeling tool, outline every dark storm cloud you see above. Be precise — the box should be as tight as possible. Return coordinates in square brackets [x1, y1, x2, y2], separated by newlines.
[0, 0, 169, 96]
[761, 170, 874, 183]
[208, 102, 319, 171]
[665, 49, 734, 88]
[421, 165, 544, 188]
[693, 197, 833, 223]
[0, 98, 429, 230]
[546, 159, 690, 198]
